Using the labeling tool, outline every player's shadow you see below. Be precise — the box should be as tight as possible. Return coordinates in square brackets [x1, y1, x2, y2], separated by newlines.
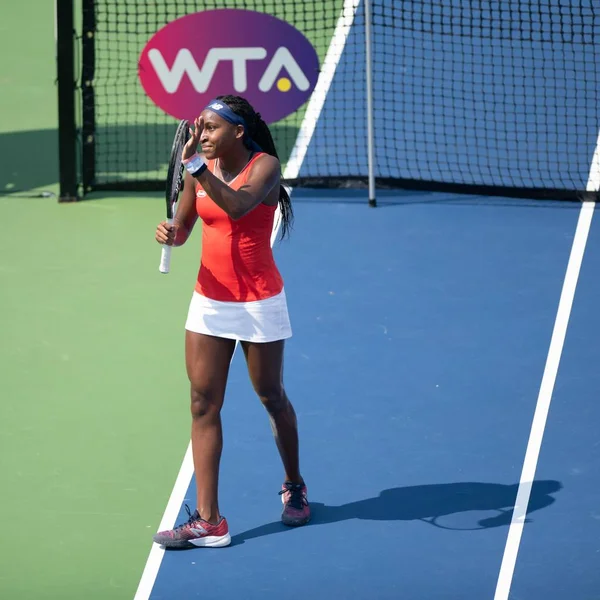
[230, 480, 562, 546]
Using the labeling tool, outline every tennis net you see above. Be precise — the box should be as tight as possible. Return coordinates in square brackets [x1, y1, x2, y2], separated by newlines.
[58, 0, 600, 200]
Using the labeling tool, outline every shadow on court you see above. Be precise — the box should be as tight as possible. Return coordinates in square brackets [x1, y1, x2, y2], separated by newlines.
[0, 128, 59, 193]
[0, 122, 301, 195]
[228, 480, 562, 546]
[0, 123, 301, 197]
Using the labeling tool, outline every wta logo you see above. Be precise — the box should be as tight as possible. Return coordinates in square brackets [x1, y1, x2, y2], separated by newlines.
[138, 10, 320, 124]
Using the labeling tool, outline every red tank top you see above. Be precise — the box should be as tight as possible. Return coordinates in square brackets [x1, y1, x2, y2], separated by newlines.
[194, 152, 284, 302]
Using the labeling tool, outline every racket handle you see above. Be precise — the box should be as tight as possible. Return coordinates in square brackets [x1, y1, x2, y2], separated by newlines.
[159, 218, 174, 274]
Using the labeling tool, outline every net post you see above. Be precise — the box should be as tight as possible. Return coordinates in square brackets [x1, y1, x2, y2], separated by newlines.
[365, 0, 376, 207]
[56, 0, 78, 202]
[81, 0, 97, 194]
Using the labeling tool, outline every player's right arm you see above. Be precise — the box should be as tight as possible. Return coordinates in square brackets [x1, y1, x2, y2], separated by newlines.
[155, 171, 199, 247]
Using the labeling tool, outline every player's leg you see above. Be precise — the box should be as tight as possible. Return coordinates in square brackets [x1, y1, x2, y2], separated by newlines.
[241, 339, 310, 526]
[186, 331, 236, 523]
[153, 332, 235, 548]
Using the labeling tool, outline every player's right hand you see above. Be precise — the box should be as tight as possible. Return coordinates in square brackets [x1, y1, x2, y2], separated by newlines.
[156, 221, 176, 246]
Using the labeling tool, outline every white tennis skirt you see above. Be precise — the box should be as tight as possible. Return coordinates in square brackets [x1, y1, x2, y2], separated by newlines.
[184, 288, 292, 343]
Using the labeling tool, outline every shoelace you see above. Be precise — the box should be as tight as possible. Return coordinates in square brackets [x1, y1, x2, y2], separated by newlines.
[174, 504, 199, 530]
[279, 483, 307, 510]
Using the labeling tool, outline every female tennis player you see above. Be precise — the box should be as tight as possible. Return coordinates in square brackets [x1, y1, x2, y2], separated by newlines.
[152, 95, 309, 549]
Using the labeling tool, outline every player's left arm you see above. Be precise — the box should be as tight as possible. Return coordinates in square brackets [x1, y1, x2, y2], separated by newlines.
[193, 154, 280, 220]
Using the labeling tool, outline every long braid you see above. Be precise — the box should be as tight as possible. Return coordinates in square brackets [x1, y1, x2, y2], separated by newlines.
[216, 95, 294, 240]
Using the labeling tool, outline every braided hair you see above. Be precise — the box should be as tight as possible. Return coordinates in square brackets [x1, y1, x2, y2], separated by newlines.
[216, 95, 293, 240]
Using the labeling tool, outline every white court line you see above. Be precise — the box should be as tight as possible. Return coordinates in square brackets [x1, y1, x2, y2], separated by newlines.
[133, 444, 195, 600]
[133, 2, 360, 598]
[284, 0, 361, 180]
[493, 138, 599, 599]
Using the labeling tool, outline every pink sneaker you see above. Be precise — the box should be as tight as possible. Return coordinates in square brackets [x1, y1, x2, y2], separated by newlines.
[279, 481, 311, 526]
[153, 505, 231, 548]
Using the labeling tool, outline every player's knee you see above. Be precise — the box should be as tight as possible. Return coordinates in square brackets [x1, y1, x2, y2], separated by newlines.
[190, 386, 222, 420]
[257, 385, 287, 416]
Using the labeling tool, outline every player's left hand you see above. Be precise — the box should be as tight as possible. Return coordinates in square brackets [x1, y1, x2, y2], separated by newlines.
[182, 117, 204, 160]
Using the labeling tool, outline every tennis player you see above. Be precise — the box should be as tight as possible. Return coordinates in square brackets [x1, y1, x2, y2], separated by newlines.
[152, 95, 309, 548]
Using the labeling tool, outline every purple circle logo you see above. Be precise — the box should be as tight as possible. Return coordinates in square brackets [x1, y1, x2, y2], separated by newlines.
[138, 9, 320, 124]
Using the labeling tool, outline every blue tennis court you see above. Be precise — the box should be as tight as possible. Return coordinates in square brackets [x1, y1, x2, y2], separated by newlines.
[139, 191, 599, 599]
[3, 1, 600, 598]
[90, 1, 600, 597]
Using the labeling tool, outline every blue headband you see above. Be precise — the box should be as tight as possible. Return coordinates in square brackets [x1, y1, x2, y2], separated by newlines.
[204, 99, 262, 152]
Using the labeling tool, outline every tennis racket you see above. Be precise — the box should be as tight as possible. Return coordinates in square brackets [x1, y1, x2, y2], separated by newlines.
[159, 119, 190, 274]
